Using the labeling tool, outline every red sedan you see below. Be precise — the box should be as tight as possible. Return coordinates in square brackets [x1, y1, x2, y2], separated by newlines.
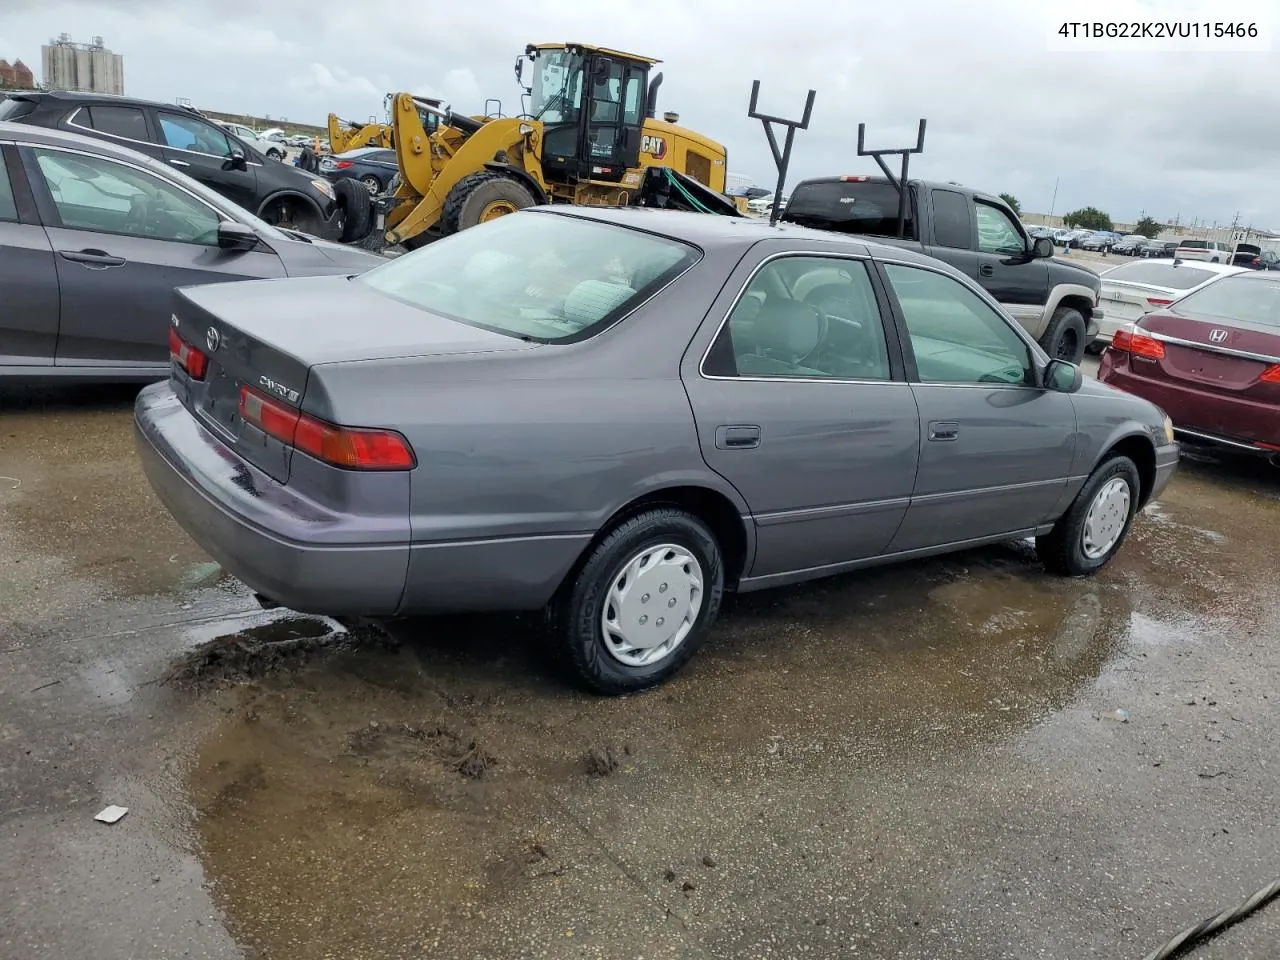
[1099, 271, 1280, 456]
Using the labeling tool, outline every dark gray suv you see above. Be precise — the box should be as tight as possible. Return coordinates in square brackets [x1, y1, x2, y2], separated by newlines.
[0, 122, 384, 381]
[0, 91, 371, 243]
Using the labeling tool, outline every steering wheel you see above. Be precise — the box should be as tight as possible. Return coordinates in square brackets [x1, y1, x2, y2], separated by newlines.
[125, 194, 154, 234]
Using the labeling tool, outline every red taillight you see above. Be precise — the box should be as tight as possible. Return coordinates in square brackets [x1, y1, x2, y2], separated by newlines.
[1260, 364, 1280, 384]
[1111, 327, 1166, 360]
[238, 386, 415, 471]
[168, 327, 208, 379]
[334, 160, 353, 169]
[1146, 297, 1173, 307]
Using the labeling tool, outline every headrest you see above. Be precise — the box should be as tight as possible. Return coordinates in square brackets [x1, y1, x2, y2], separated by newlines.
[755, 296, 821, 359]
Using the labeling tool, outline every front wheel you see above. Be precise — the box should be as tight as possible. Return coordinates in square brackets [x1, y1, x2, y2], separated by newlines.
[547, 508, 725, 695]
[1040, 306, 1088, 364]
[1037, 456, 1141, 576]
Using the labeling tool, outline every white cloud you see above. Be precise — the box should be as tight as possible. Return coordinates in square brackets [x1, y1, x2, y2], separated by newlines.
[4, 0, 1279, 225]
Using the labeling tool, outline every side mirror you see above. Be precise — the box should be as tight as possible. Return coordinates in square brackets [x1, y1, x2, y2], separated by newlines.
[223, 150, 247, 172]
[1043, 358, 1083, 393]
[1031, 236, 1054, 259]
[217, 221, 259, 252]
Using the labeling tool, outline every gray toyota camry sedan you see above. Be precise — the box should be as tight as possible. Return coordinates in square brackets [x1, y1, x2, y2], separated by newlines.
[135, 207, 1179, 694]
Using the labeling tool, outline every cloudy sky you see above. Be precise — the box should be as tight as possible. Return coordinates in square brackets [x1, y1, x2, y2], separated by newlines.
[3, 0, 1277, 228]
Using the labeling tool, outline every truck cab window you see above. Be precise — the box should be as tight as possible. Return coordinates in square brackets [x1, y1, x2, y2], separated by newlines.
[931, 189, 972, 248]
[975, 202, 1026, 256]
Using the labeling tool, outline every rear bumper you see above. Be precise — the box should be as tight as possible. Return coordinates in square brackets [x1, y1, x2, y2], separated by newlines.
[1098, 356, 1280, 453]
[134, 382, 409, 616]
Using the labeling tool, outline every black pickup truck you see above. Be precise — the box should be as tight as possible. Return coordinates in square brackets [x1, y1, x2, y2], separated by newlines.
[780, 176, 1102, 363]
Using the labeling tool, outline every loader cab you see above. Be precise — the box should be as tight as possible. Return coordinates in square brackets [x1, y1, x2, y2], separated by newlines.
[525, 43, 650, 183]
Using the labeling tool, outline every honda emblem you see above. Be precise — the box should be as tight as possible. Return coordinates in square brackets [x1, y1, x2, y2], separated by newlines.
[1208, 328, 1228, 344]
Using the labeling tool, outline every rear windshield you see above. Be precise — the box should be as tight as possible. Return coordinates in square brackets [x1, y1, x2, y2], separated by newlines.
[1177, 240, 1208, 249]
[1173, 275, 1280, 328]
[0, 97, 36, 121]
[358, 212, 700, 343]
[1103, 262, 1216, 289]
[782, 180, 915, 239]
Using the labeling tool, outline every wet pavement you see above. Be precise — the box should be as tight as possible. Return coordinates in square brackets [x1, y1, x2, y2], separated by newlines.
[2, 382, 1279, 960]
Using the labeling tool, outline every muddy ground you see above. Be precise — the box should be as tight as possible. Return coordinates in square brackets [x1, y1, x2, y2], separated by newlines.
[2, 379, 1279, 960]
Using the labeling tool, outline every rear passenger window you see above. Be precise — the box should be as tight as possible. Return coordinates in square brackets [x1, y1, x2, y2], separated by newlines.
[704, 256, 892, 381]
[931, 189, 972, 249]
[0, 159, 17, 221]
[86, 105, 150, 142]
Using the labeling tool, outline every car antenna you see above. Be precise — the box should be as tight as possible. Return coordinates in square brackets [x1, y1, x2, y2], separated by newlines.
[747, 80, 816, 227]
[856, 118, 927, 239]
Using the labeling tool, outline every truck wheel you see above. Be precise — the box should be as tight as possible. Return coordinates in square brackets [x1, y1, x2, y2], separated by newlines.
[547, 507, 725, 695]
[1036, 455, 1140, 576]
[1040, 306, 1088, 364]
[441, 172, 536, 235]
[334, 178, 373, 243]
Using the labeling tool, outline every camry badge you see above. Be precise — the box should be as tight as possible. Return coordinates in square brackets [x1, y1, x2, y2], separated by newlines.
[1209, 328, 1228, 343]
[206, 326, 221, 352]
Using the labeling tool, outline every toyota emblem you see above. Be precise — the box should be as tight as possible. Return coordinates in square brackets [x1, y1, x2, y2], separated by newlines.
[1209, 328, 1228, 344]
[206, 326, 221, 352]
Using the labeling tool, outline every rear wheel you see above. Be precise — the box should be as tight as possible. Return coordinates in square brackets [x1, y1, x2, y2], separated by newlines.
[547, 507, 725, 695]
[1037, 456, 1141, 576]
[360, 174, 382, 195]
[441, 171, 536, 235]
[266, 148, 284, 161]
[1040, 306, 1088, 364]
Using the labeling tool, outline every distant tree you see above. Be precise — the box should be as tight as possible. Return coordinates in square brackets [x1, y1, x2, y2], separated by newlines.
[1062, 206, 1113, 231]
[998, 193, 1021, 215]
[1132, 216, 1163, 239]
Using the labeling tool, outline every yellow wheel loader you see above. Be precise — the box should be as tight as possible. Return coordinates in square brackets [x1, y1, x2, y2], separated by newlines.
[327, 95, 443, 155]
[382, 42, 741, 249]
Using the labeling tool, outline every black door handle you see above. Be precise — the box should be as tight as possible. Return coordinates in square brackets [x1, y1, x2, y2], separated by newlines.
[928, 421, 959, 441]
[715, 424, 761, 449]
[59, 249, 127, 268]
[979, 264, 994, 277]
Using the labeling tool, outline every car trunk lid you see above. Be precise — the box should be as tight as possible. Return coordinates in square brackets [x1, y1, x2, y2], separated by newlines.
[1136, 311, 1280, 398]
[1101, 280, 1174, 325]
[168, 275, 538, 483]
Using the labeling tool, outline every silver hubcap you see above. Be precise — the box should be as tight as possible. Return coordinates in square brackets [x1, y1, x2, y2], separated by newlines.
[363, 177, 380, 194]
[601, 543, 703, 667]
[1082, 477, 1131, 559]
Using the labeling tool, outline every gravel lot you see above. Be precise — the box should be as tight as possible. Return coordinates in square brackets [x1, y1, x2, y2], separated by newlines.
[2, 318, 1278, 959]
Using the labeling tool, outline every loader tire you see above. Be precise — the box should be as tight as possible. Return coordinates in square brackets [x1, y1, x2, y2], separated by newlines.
[441, 172, 535, 235]
[334, 178, 373, 243]
[298, 146, 320, 173]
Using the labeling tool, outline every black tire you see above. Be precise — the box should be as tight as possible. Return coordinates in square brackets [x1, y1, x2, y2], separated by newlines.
[360, 174, 382, 195]
[266, 148, 284, 161]
[441, 171, 536, 235]
[1084, 339, 1106, 355]
[547, 507, 725, 695]
[1040, 306, 1088, 364]
[1037, 455, 1141, 576]
[334, 178, 373, 243]
[298, 146, 319, 173]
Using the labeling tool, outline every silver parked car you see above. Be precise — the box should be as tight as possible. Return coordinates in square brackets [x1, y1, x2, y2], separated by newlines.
[1092, 259, 1247, 349]
[0, 122, 383, 380]
[136, 207, 1180, 693]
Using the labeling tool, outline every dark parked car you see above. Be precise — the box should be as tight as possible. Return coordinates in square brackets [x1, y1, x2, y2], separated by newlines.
[1080, 233, 1115, 252]
[0, 90, 372, 243]
[1141, 241, 1180, 259]
[1100, 271, 1280, 458]
[320, 146, 399, 195]
[136, 207, 1178, 694]
[1111, 235, 1150, 256]
[0, 122, 383, 381]
[780, 176, 1102, 362]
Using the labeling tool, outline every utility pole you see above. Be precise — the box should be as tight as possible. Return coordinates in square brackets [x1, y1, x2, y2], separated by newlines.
[1048, 176, 1059, 222]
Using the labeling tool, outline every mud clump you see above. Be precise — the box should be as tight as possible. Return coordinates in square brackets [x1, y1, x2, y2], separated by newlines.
[584, 742, 630, 776]
[348, 720, 497, 780]
[163, 618, 396, 689]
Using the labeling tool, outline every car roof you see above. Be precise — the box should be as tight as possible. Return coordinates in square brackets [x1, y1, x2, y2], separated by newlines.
[0, 118, 165, 162]
[542, 205, 954, 267]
